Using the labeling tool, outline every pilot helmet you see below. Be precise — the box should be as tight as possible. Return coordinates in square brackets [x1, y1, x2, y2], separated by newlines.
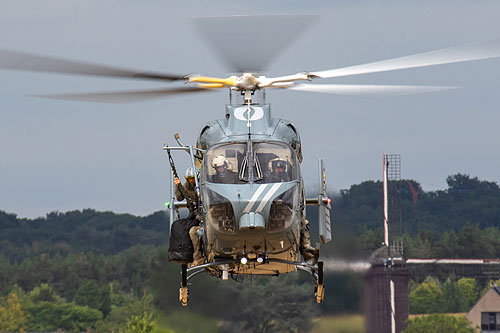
[212, 154, 228, 170]
[185, 167, 195, 180]
[269, 158, 287, 172]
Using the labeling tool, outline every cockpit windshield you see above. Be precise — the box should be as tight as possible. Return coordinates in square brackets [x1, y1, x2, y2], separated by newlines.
[203, 142, 298, 184]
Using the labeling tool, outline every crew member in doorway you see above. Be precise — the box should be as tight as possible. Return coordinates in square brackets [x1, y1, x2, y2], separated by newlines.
[174, 167, 204, 267]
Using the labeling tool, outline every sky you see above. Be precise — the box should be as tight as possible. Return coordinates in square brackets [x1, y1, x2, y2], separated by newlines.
[1, 1, 499, 218]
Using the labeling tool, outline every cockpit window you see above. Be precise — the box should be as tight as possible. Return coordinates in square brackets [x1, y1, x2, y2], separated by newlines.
[203, 142, 298, 184]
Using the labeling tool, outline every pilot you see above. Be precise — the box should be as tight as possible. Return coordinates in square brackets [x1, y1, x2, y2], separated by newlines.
[174, 167, 204, 267]
[266, 158, 289, 183]
[211, 154, 239, 183]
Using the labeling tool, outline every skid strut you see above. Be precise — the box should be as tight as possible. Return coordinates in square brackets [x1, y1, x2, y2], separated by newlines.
[178, 259, 325, 305]
[315, 261, 325, 303]
[179, 263, 189, 306]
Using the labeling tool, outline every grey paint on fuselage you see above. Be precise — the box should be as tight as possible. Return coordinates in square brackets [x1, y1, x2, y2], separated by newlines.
[197, 104, 302, 162]
[197, 103, 305, 273]
[205, 181, 297, 221]
[203, 181, 301, 259]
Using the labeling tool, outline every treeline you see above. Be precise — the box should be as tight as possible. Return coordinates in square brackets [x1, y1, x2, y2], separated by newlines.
[0, 209, 169, 263]
[0, 245, 156, 298]
[403, 224, 500, 259]
[2, 173, 499, 263]
[0, 245, 318, 332]
[347, 224, 500, 260]
[0, 244, 160, 331]
[334, 173, 500, 236]
[1, 172, 499, 330]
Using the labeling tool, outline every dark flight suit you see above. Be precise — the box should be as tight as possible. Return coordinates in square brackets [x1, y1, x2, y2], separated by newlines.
[175, 180, 198, 203]
[266, 172, 288, 183]
[175, 180, 203, 266]
[212, 170, 239, 184]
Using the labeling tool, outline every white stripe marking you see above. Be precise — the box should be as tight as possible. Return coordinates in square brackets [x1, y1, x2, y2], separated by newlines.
[255, 183, 282, 213]
[390, 279, 396, 333]
[243, 184, 268, 213]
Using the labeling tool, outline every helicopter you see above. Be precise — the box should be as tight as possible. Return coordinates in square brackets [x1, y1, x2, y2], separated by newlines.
[164, 86, 332, 306]
[2, 14, 500, 307]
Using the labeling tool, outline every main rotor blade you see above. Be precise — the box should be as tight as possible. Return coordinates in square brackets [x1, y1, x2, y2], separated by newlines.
[286, 83, 457, 96]
[310, 39, 500, 79]
[194, 15, 316, 73]
[0, 48, 186, 82]
[31, 86, 212, 103]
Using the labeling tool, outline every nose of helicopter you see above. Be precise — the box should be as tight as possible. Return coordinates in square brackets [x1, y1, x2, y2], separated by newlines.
[239, 212, 265, 230]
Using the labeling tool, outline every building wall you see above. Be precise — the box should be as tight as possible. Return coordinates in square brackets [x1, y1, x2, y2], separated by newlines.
[466, 288, 500, 329]
[364, 265, 409, 333]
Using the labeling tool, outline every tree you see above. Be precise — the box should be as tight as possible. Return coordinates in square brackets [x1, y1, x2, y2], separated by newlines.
[124, 311, 154, 333]
[28, 283, 63, 303]
[0, 293, 27, 332]
[74, 280, 112, 316]
[95, 291, 155, 332]
[409, 277, 443, 314]
[457, 278, 479, 312]
[26, 301, 102, 331]
[404, 314, 474, 333]
[220, 273, 317, 332]
[440, 278, 461, 313]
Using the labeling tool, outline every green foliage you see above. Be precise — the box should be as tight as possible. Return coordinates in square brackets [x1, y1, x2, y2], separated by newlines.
[28, 283, 64, 304]
[149, 246, 233, 316]
[409, 276, 481, 314]
[480, 280, 500, 297]
[336, 181, 383, 234]
[357, 227, 383, 255]
[0, 209, 169, 263]
[0, 245, 156, 301]
[74, 280, 112, 316]
[151, 256, 317, 332]
[334, 174, 500, 238]
[157, 311, 217, 333]
[440, 278, 461, 313]
[409, 277, 443, 314]
[0, 293, 27, 332]
[313, 314, 365, 333]
[125, 311, 154, 333]
[0, 171, 499, 329]
[398, 223, 500, 260]
[95, 291, 155, 332]
[320, 273, 364, 314]
[219, 273, 317, 333]
[404, 314, 474, 333]
[26, 301, 102, 331]
[456, 278, 479, 311]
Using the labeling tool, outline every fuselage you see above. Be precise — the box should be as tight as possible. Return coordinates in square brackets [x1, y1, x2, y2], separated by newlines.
[196, 102, 305, 275]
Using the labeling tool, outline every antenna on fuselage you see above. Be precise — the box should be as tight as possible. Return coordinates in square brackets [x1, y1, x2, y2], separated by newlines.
[245, 89, 254, 182]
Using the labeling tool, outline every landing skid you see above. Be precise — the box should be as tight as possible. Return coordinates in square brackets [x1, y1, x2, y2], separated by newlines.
[178, 258, 325, 306]
[179, 263, 188, 306]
